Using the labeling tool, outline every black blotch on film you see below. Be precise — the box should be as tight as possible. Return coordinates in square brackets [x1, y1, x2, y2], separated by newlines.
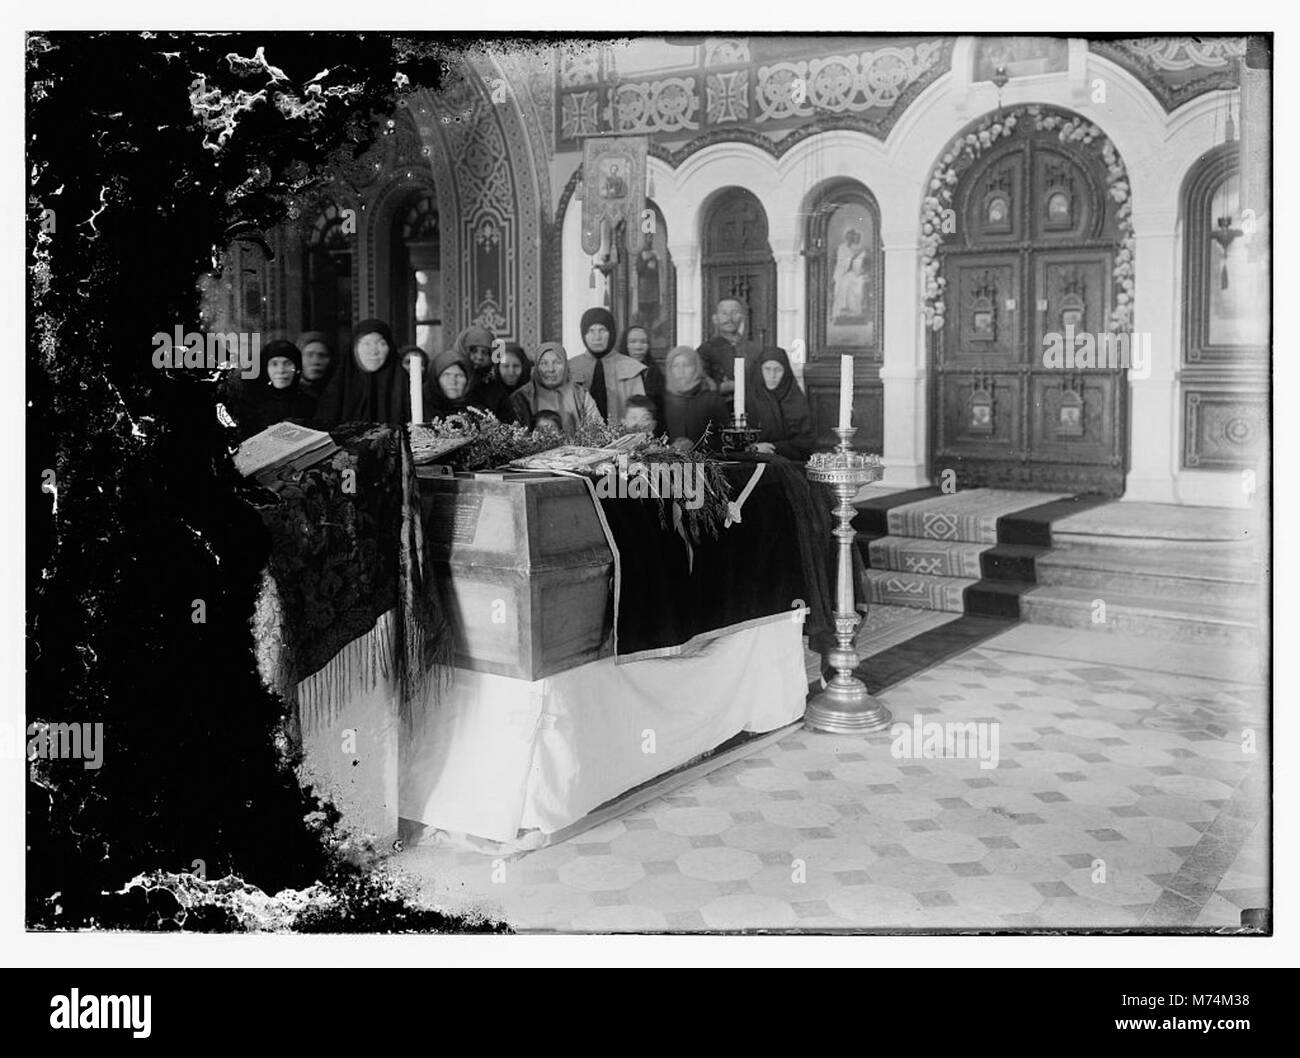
[26, 30, 509, 932]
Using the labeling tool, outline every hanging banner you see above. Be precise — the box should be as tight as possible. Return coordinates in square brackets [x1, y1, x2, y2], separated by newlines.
[580, 136, 647, 255]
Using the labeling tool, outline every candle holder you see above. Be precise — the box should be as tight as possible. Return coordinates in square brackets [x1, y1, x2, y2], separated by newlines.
[721, 413, 761, 455]
[804, 427, 890, 734]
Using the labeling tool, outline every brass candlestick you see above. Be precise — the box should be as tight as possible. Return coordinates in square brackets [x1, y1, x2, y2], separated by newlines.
[721, 412, 761, 455]
[804, 427, 890, 733]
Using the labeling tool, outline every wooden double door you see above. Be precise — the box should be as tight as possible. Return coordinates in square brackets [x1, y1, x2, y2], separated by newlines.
[933, 122, 1128, 495]
[701, 188, 777, 348]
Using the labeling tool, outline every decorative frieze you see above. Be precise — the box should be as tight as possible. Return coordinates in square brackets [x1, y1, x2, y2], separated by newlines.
[607, 77, 700, 135]
[1089, 36, 1247, 111]
[755, 43, 944, 122]
[555, 36, 951, 147]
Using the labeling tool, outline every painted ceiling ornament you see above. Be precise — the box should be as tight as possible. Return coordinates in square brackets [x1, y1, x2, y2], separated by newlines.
[919, 106, 1136, 335]
[1123, 36, 1247, 72]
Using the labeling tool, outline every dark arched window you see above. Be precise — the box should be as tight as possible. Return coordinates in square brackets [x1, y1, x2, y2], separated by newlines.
[302, 202, 355, 360]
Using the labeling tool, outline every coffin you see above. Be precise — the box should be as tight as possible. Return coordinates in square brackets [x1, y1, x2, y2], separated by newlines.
[417, 469, 614, 680]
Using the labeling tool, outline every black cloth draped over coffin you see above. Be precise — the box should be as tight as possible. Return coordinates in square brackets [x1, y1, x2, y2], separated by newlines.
[595, 454, 837, 658]
[251, 424, 451, 725]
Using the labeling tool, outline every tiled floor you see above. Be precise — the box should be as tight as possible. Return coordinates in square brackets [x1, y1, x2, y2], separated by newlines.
[392, 625, 1268, 933]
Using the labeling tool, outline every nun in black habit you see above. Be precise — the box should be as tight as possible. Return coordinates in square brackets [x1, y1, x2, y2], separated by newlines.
[236, 338, 318, 440]
[313, 319, 410, 428]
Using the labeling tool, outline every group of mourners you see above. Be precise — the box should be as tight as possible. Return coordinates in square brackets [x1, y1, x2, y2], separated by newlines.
[231, 297, 816, 462]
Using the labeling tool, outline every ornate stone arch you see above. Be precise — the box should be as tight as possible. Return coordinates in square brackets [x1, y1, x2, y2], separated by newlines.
[404, 54, 545, 350]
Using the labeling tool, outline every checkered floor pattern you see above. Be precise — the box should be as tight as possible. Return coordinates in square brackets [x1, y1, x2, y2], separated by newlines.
[392, 629, 1268, 932]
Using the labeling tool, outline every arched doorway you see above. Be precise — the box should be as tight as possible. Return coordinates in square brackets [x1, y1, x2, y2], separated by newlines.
[931, 111, 1128, 495]
[701, 188, 776, 347]
[387, 191, 442, 354]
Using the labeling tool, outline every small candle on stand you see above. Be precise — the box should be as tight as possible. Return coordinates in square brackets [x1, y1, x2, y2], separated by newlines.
[733, 357, 745, 421]
[838, 354, 853, 431]
[410, 352, 424, 425]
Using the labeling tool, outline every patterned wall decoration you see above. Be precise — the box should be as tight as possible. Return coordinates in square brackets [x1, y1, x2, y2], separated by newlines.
[1089, 37, 1247, 112]
[705, 38, 750, 67]
[402, 56, 545, 350]
[753, 44, 945, 122]
[706, 71, 748, 124]
[609, 77, 700, 135]
[555, 36, 953, 147]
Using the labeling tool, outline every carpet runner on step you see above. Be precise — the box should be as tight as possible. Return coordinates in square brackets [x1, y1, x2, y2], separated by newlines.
[859, 489, 1083, 617]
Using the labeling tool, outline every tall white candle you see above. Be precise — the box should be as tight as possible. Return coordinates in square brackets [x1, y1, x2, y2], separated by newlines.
[734, 357, 745, 421]
[410, 353, 424, 424]
[838, 354, 853, 430]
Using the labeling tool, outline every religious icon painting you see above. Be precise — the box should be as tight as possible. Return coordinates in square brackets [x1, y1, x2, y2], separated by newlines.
[1057, 385, 1085, 438]
[983, 192, 1012, 234]
[823, 199, 877, 347]
[581, 136, 648, 255]
[968, 378, 995, 435]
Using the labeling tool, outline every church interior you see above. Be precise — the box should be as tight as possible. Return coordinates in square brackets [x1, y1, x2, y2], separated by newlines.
[212, 34, 1270, 933]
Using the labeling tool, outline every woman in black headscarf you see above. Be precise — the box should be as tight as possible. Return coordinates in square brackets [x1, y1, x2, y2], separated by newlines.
[493, 342, 532, 397]
[424, 346, 517, 422]
[620, 324, 665, 424]
[746, 346, 817, 462]
[475, 341, 529, 424]
[237, 338, 318, 439]
[662, 345, 728, 452]
[568, 306, 646, 424]
[453, 324, 496, 386]
[296, 330, 337, 402]
[313, 319, 409, 428]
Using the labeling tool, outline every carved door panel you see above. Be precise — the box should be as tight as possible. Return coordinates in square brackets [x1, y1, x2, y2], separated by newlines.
[932, 119, 1126, 495]
[934, 254, 1025, 467]
[1030, 251, 1124, 485]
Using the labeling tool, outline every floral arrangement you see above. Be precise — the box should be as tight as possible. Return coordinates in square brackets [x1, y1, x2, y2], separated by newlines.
[415, 409, 734, 543]
[920, 106, 1135, 334]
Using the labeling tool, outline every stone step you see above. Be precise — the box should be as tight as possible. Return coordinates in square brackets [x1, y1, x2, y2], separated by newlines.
[1049, 533, 1263, 570]
[864, 568, 973, 613]
[1036, 556, 1262, 606]
[1021, 584, 1260, 649]
[867, 537, 988, 579]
